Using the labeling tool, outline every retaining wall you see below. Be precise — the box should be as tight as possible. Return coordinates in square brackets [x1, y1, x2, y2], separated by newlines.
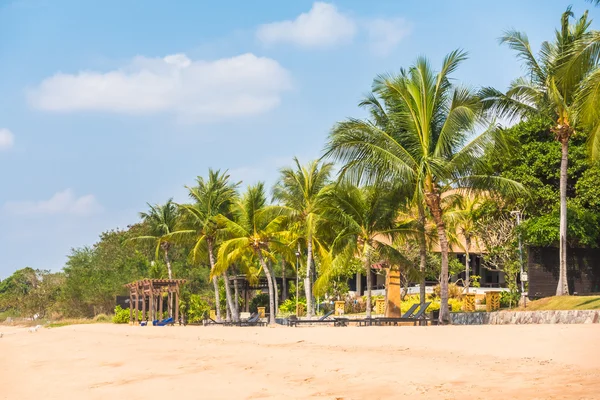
[450, 310, 600, 325]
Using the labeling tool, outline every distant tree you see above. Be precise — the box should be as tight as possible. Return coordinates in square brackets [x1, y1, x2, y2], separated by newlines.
[131, 199, 179, 279]
[169, 169, 240, 322]
[319, 184, 407, 319]
[62, 228, 152, 316]
[480, 8, 600, 295]
[273, 158, 333, 317]
[325, 50, 522, 323]
[444, 194, 484, 293]
[215, 183, 289, 325]
[474, 214, 521, 304]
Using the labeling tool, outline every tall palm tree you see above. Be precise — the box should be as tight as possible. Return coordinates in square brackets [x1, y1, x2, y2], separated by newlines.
[480, 9, 600, 295]
[340, 93, 431, 310]
[168, 169, 239, 321]
[272, 158, 333, 317]
[215, 183, 289, 325]
[131, 199, 178, 279]
[318, 184, 406, 319]
[324, 50, 522, 323]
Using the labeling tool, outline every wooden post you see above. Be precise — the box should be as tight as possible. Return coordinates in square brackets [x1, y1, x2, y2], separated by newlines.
[375, 299, 386, 315]
[134, 288, 139, 325]
[149, 286, 154, 323]
[159, 291, 163, 320]
[129, 290, 133, 324]
[175, 285, 180, 325]
[334, 301, 345, 316]
[245, 287, 249, 312]
[463, 293, 476, 312]
[141, 290, 146, 323]
[385, 268, 402, 317]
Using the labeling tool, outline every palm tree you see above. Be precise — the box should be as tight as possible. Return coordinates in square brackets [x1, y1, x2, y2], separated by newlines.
[333, 93, 431, 310]
[272, 158, 333, 317]
[444, 194, 484, 293]
[168, 169, 239, 322]
[324, 50, 522, 323]
[131, 199, 178, 279]
[318, 184, 406, 319]
[215, 183, 289, 325]
[480, 9, 600, 295]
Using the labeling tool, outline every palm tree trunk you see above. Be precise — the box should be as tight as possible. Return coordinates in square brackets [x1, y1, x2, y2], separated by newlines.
[364, 258, 372, 319]
[557, 139, 570, 296]
[464, 237, 471, 295]
[164, 249, 173, 280]
[305, 237, 313, 318]
[417, 204, 428, 307]
[233, 267, 240, 317]
[269, 260, 279, 316]
[426, 192, 450, 324]
[206, 238, 222, 321]
[281, 259, 287, 301]
[222, 271, 238, 322]
[257, 251, 276, 325]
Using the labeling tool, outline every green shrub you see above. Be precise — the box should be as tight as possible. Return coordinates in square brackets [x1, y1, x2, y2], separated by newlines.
[448, 298, 464, 312]
[500, 291, 521, 308]
[432, 283, 463, 299]
[186, 294, 210, 323]
[279, 298, 305, 314]
[112, 305, 130, 324]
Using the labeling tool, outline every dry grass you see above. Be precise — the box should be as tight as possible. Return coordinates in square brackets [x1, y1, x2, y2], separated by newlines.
[1, 314, 113, 328]
[518, 296, 600, 311]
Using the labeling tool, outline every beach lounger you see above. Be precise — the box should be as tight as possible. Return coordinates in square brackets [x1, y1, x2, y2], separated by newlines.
[333, 317, 377, 327]
[153, 317, 174, 326]
[288, 310, 335, 327]
[334, 303, 432, 327]
[203, 317, 227, 326]
[233, 312, 267, 327]
[375, 302, 433, 326]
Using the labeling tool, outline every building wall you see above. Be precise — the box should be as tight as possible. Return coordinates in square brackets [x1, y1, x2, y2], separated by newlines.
[528, 247, 600, 298]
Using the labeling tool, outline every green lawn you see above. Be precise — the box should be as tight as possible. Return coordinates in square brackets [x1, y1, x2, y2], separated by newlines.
[520, 296, 600, 311]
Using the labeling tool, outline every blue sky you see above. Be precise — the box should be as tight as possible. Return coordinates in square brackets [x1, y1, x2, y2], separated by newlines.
[0, 0, 597, 278]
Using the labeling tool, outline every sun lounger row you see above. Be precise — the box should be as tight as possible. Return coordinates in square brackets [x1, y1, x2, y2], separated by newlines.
[203, 312, 267, 327]
[288, 302, 437, 327]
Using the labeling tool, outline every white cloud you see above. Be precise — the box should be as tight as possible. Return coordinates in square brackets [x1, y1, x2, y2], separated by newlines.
[364, 18, 412, 56]
[28, 53, 292, 122]
[0, 128, 15, 150]
[256, 2, 410, 55]
[256, 2, 357, 48]
[4, 189, 102, 216]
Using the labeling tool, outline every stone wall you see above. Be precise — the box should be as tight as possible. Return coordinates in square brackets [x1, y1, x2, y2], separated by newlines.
[450, 310, 600, 325]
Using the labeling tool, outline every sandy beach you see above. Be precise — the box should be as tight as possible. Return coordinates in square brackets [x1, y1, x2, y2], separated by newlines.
[1, 323, 599, 400]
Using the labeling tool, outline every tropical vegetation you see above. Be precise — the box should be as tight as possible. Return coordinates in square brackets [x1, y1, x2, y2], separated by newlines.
[2, 7, 600, 325]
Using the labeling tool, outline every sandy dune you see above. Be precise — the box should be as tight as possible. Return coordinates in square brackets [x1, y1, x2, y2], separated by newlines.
[1, 323, 599, 400]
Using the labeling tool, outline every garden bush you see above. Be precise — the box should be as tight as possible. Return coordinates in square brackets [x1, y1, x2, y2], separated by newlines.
[186, 294, 210, 323]
[112, 305, 130, 324]
[432, 283, 463, 299]
[500, 291, 521, 308]
[278, 298, 305, 314]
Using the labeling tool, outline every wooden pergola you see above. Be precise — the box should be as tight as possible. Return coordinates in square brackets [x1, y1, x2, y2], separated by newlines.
[125, 279, 186, 325]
